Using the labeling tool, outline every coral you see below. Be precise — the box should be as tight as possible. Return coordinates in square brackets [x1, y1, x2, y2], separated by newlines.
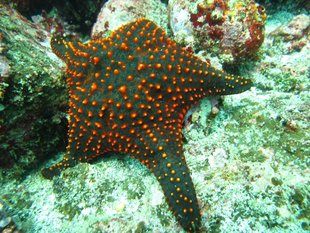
[169, 0, 267, 63]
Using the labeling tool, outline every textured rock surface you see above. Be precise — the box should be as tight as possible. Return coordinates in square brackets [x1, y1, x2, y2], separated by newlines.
[0, 4, 67, 175]
[0, 200, 21, 233]
[91, 0, 168, 38]
[0, 1, 309, 233]
[168, 0, 267, 63]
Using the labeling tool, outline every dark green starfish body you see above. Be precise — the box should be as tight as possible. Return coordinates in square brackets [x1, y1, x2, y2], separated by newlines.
[42, 19, 252, 232]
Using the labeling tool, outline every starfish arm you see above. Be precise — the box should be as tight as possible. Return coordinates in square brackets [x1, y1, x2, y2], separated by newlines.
[41, 112, 111, 179]
[130, 111, 201, 232]
[150, 148, 201, 232]
[41, 155, 77, 179]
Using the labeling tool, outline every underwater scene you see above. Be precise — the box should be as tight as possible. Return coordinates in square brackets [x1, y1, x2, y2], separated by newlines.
[0, 0, 309, 232]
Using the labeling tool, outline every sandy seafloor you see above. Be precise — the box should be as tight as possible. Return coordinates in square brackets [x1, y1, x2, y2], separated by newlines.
[1, 2, 309, 233]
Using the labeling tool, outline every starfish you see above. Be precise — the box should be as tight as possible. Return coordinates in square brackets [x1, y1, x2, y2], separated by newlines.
[42, 19, 252, 232]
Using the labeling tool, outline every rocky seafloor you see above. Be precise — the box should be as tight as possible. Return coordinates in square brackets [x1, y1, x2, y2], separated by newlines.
[0, 0, 309, 232]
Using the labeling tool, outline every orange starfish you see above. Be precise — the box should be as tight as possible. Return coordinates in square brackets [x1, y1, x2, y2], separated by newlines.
[42, 19, 252, 232]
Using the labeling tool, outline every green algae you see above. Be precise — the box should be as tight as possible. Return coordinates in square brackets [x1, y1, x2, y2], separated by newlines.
[260, 68, 306, 92]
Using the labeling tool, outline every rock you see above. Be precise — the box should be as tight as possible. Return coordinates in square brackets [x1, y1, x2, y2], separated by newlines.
[168, 0, 267, 63]
[0, 4, 67, 175]
[0, 200, 20, 232]
[91, 0, 168, 38]
[0, 55, 10, 78]
[0, 1, 309, 233]
[270, 14, 310, 41]
[3, 0, 103, 35]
